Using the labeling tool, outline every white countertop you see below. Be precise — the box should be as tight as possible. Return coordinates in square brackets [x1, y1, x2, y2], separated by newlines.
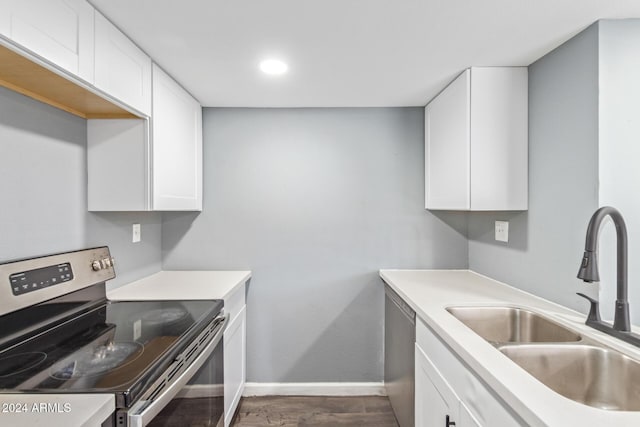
[380, 269, 640, 427]
[107, 270, 251, 301]
[0, 394, 113, 426]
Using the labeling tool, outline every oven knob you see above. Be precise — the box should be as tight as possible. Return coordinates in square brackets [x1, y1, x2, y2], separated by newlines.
[91, 260, 102, 271]
[104, 257, 113, 267]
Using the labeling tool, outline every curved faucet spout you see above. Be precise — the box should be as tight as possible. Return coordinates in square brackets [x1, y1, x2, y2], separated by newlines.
[577, 206, 630, 332]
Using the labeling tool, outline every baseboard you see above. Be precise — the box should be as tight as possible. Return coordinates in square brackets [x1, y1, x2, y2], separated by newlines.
[243, 382, 386, 397]
[176, 384, 224, 399]
[176, 382, 387, 399]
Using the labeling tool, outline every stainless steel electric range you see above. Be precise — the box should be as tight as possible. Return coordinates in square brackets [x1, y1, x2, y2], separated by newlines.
[0, 247, 227, 427]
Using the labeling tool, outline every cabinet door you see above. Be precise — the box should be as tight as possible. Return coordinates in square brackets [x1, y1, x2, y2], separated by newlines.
[425, 69, 470, 210]
[151, 64, 203, 211]
[0, 0, 94, 82]
[416, 344, 459, 427]
[87, 119, 150, 211]
[224, 306, 246, 427]
[469, 67, 528, 210]
[0, 0, 8, 35]
[94, 11, 151, 116]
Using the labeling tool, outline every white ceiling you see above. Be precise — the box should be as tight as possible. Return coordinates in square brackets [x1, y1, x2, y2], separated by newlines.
[90, 0, 640, 107]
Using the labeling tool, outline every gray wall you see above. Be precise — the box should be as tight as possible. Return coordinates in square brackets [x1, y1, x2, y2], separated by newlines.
[162, 108, 468, 382]
[596, 19, 640, 321]
[0, 87, 162, 289]
[468, 23, 600, 313]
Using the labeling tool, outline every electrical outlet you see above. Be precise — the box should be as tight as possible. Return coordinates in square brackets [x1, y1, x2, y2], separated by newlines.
[495, 221, 509, 242]
[132, 223, 141, 243]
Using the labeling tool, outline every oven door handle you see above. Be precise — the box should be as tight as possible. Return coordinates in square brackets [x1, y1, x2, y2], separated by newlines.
[128, 313, 228, 427]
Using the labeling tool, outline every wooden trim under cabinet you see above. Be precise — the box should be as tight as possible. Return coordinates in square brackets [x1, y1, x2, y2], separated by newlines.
[0, 42, 137, 119]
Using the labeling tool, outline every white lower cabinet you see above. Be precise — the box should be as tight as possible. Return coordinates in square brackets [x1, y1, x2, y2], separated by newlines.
[223, 284, 246, 427]
[416, 344, 480, 427]
[415, 318, 524, 426]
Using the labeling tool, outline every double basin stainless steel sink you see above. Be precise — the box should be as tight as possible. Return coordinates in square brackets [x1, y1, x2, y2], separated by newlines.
[446, 306, 640, 411]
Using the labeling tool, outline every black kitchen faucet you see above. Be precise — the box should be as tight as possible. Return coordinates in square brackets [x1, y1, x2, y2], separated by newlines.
[577, 206, 640, 347]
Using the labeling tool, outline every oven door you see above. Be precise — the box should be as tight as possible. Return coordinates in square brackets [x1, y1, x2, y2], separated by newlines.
[126, 313, 227, 427]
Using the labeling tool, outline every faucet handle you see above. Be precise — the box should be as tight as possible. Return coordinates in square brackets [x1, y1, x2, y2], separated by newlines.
[577, 292, 602, 323]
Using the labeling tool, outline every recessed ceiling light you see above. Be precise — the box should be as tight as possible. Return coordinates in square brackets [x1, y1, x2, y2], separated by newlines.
[259, 59, 288, 75]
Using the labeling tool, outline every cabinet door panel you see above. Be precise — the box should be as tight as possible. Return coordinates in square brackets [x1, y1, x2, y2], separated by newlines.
[1, 0, 94, 82]
[0, 0, 9, 35]
[470, 67, 528, 210]
[416, 344, 458, 427]
[87, 119, 149, 211]
[94, 11, 151, 116]
[224, 306, 246, 427]
[152, 64, 202, 211]
[425, 69, 470, 210]
[224, 283, 246, 325]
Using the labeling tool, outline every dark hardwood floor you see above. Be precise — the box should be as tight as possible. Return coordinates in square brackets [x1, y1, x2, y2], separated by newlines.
[147, 395, 399, 426]
[231, 396, 399, 427]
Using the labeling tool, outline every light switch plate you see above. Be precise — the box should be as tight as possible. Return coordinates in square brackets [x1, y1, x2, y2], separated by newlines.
[495, 221, 509, 242]
[132, 223, 141, 243]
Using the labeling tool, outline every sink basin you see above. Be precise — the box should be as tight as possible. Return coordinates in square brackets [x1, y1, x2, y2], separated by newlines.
[446, 306, 581, 344]
[500, 344, 640, 411]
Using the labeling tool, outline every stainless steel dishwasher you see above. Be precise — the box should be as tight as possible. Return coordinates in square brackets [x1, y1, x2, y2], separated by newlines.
[384, 284, 415, 427]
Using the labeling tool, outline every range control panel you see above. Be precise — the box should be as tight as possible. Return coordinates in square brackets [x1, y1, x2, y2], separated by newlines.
[10, 263, 74, 296]
[0, 246, 114, 317]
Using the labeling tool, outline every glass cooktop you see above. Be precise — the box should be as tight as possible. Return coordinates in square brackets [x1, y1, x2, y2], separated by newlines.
[0, 299, 223, 407]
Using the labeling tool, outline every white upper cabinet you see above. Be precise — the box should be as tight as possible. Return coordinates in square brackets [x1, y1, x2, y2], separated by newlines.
[87, 64, 202, 212]
[0, 0, 95, 83]
[151, 64, 203, 211]
[425, 67, 528, 211]
[94, 11, 151, 116]
[425, 70, 471, 210]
